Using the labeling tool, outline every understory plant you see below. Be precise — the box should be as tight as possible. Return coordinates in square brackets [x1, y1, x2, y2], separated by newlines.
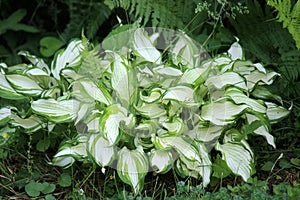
[0, 28, 289, 194]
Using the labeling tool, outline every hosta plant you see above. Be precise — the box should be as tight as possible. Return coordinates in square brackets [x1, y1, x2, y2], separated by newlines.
[0, 28, 289, 194]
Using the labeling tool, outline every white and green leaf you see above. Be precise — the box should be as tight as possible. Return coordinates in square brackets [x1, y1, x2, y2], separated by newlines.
[149, 149, 173, 174]
[6, 74, 43, 96]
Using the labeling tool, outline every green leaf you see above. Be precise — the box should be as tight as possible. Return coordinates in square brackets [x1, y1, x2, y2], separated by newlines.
[45, 194, 56, 200]
[133, 28, 161, 64]
[31, 99, 79, 123]
[36, 137, 51, 152]
[41, 182, 56, 194]
[40, 37, 65, 57]
[88, 134, 115, 168]
[58, 173, 72, 187]
[51, 40, 83, 80]
[25, 182, 42, 197]
[6, 74, 43, 96]
[212, 155, 231, 178]
[117, 146, 149, 194]
[215, 142, 253, 181]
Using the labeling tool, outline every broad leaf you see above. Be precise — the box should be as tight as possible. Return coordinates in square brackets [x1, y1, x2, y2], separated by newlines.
[133, 28, 161, 64]
[205, 72, 247, 91]
[51, 40, 83, 80]
[11, 114, 44, 132]
[0, 73, 25, 99]
[31, 99, 80, 123]
[201, 100, 248, 125]
[0, 107, 11, 126]
[6, 74, 43, 96]
[88, 134, 115, 170]
[149, 149, 173, 174]
[227, 40, 243, 60]
[117, 146, 149, 194]
[162, 85, 195, 104]
[215, 142, 253, 181]
[266, 102, 290, 123]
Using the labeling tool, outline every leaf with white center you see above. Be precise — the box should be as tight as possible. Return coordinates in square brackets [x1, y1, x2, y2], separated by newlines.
[6, 74, 43, 96]
[179, 67, 210, 85]
[52, 135, 88, 168]
[163, 85, 195, 104]
[32, 99, 80, 123]
[225, 88, 266, 113]
[133, 28, 161, 64]
[246, 71, 279, 90]
[150, 149, 173, 174]
[154, 66, 183, 77]
[215, 142, 253, 181]
[18, 50, 50, 74]
[140, 88, 163, 103]
[153, 135, 211, 186]
[246, 113, 275, 148]
[0, 73, 25, 99]
[253, 63, 266, 73]
[0, 107, 11, 125]
[25, 68, 49, 76]
[205, 72, 247, 91]
[88, 134, 115, 168]
[196, 125, 223, 143]
[11, 114, 43, 132]
[266, 102, 289, 123]
[201, 101, 248, 125]
[227, 40, 243, 60]
[100, 104, 132, 144]
[135, 103, 166, 118]
[162, 118, 184, 135]
[51, 40, 83, 80]
[73, 79, 111, 105]
[111, 58, 135, 108]
[117, 146, 149, 194]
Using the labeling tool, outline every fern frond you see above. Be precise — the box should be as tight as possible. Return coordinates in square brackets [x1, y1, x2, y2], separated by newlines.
[104, 0, 197, 29]
[268, 0, 300, 49]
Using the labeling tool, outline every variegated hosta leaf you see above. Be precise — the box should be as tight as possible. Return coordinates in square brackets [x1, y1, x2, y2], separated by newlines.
[6, 74, 43, 96]
[0, 107, 11, 125]
[0, 73, 24, 99]
[100, 104, 133, 144]
[161, 118, 184, 135]
[31, 99, 80, 123]
[246, 113, 275, 148]
[152, 135, 211, 186]
[179, 67, 210, 85]
[133, 28, 161, 64]
[227, 40, 243, 60]
[51, 135, 88, 168]
[11, 114, 44, 132]
[215, 142, 253, 182]
[111, 58, 135, 108]
[18, 50, 50, 74]
[135, 103, 166, 118]
[72, 78, 111, 105]
[117, 146, 149, 194]
[225, 88, 266, 113]
[51, 40, 83, 80]
[205, 72, 248, 91]
[153, 65, 183, 77]
[265, 102, 290, 123]
[246, 71, 279, 90]
[162, 85, 195, 105]
[149, 149, 173, 174]
[201, 100, 248, 125]
[88, 134, 115, 170]
[140, 88, 163, 103]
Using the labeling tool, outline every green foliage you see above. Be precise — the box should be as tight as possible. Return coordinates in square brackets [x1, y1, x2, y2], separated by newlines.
[25, 181, 56, 197]
[61, 0, 111, 41]
[268, 0, 300, 49]
[104, 0, 198, 29]
[0, 28, 289, 194]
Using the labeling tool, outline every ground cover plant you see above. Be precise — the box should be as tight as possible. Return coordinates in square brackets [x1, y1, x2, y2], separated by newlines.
[0, 0, 299, 199]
